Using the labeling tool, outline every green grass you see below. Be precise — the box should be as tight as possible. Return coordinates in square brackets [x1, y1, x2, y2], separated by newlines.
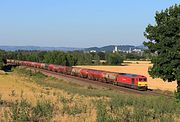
[15, 67, 180, 122]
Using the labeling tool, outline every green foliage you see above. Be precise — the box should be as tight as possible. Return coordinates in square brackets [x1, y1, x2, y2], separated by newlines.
[175, 91, 180, 100]
[11, 99, 31, 122]
[17, 68, 47, 80]
[60, 96, 86, 116]
[95, 95, 178, 122]
[106, 53, 123, 65]
[144, 4, 180, 92]
[6, 50, 94, 66]
[96, 100, 113, 122]
[9, 96, 54, 121]
[5, 49, 126, 66]
[32, 100, 54, 121]
[125, 53, 145, 60]
[91, 52, 100, 65]
[97, 52, 106, 60]
[0, 50, 4, 69]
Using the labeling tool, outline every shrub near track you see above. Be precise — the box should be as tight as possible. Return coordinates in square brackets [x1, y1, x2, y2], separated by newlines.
[13, 68, 180, 121]
[8, 97, 53, 122]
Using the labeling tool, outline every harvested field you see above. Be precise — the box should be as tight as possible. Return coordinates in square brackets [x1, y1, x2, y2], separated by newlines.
[77, 61, 177, 91]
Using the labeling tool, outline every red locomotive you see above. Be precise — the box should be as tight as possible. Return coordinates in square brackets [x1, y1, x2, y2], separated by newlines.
[7, 59, 148, 90]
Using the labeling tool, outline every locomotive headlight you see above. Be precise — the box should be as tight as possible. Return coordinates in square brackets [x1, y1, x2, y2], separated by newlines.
[138, 82, 147, 87]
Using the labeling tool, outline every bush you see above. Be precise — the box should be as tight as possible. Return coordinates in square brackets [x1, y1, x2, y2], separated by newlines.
[60, 96, 86, 116]
[8, 97, 54, 121]
[106, 53, 123, 65]
[175, 91, 180, 100]
[10, 99, 31, 122]
[96, 100, 113, 122]
[32, 100, 54, 121]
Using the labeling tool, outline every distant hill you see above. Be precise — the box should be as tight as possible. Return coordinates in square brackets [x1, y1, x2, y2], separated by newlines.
[0, 45, 146, 52]
[84, 45, 146, 52]
[0, 46, 83, 51]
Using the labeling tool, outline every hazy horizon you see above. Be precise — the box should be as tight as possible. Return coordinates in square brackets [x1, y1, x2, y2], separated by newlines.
[0, 44, 144, 48]
[0, 1, 179, 48]
[0, 43, 144, 48]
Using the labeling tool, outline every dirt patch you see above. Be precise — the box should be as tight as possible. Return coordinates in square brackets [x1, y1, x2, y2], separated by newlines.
[0, 70, 6, 75]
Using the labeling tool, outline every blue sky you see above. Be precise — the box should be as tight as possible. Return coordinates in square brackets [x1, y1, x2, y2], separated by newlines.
[0, 0, 179, 47]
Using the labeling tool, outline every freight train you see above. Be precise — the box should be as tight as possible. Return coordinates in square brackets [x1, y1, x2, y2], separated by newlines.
[7, 59, 148, 90]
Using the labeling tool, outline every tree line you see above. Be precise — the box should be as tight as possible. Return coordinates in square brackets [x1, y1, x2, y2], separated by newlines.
[0, 48, 150, 69]
[1, 50, 129, 66]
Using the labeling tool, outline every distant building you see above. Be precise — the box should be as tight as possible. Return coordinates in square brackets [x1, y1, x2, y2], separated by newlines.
[90, 50, 96, 53]
[113, 46, 119, 53]
[101, 50, 106, 53]
[132, 49, 142, 53]
[100, 60, 107, 64]
[129, 47, 132, 53]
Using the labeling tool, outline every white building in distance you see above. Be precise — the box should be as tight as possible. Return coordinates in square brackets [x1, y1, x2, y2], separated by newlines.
[113, 46, 119, 53]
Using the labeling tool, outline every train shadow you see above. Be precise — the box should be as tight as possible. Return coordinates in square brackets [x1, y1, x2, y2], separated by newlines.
[1, 64, 17, 72]
[147, 88, 153, 91]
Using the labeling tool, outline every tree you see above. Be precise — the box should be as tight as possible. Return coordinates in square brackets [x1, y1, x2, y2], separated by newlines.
[97, 52, 105, 60]
[106, 53, 123, 65]
[0, 51, 3, 69]
[93, 53, 100, 65]
[0, 50, 6, 69]
[144, 4, 180, 92]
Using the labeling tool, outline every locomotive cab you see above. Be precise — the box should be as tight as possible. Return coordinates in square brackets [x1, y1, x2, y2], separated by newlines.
[137, 77, 148, 90]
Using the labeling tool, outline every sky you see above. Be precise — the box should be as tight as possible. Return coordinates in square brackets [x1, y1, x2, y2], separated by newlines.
[0, 0, 179, 48]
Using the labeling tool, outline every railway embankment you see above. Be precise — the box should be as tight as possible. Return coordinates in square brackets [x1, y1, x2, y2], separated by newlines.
[0, 68, 180, 121]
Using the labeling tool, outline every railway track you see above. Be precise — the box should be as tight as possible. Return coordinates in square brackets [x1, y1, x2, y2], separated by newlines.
[23, 66, 174, 98]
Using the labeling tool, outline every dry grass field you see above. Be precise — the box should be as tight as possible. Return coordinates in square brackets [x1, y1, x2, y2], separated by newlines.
[0, 71, 97, 121]
[78, 61, 177, 91]
[0, 68, 180, 121]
